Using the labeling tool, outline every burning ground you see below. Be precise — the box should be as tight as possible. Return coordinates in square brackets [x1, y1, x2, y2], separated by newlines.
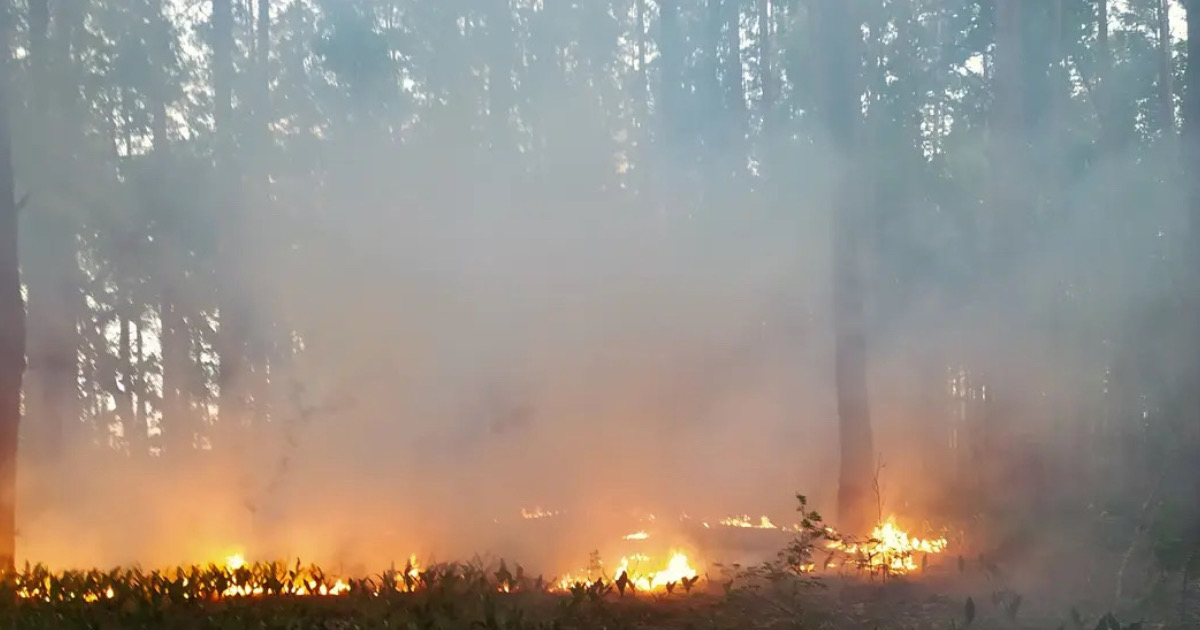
[3, 502, 1183, 629]
[9, 500, 953, 603]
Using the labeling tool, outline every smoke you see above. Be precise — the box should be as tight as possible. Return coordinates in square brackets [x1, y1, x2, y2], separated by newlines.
[8, 9, 1188, 603]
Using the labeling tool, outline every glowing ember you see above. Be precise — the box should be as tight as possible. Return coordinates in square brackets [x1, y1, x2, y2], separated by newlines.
[623, 531, 649, 540]
[520, 506, 560, 520]
[719, 515, 777, 529]
[823, 516, 948, 574]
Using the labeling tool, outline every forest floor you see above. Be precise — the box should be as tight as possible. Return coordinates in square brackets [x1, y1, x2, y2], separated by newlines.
[3, 575, 1193, 630]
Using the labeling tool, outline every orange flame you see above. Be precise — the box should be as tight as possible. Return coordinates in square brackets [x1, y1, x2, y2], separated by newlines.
[822, 516, 948, 574]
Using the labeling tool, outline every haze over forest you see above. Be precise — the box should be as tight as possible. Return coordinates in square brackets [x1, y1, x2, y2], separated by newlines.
[0, 0, 1195, 604]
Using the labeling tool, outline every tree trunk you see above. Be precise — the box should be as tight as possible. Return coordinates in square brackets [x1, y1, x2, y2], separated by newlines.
[758, 0, 772, 115]
[150, 0, 192, 458]
[0, 0, 24, 570]
[818, 0, 874, 535]
[1157, 0, 1175, 140]
[1184, 0, 1200, 572]
[489, 0, 512, 139]
[29, 0, 48, 77]
[1097, 0, 1112, 146]
[978, 0, 1026, 521]
[989, 0, 1024, 264]
[213, 0, 247, 443]
[659, 0, 682, 150]
[161, 300, 191, 455]
[722, 0, 744, 172]
[723, 0, 743, 115]
[757, 0, 774, 180]
[23, 0, 78, 470]
[134, 316, 144, 445]
[248, 0, 272, 424]
[706, 0, 723, 118]
[118, 312, 136, 450]
[257, 0, 269, 79]
[637, 0, 647, 102]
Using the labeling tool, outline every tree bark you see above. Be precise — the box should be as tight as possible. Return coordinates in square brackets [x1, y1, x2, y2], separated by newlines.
[0, 0, 24, 570]
[818, 0, 874, 535]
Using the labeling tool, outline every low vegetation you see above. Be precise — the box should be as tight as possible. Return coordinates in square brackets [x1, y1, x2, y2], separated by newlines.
[0, 495, 1182, 629]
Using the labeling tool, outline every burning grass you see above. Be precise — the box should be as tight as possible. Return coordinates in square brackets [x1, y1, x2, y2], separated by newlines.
[0, 495, 973, 628]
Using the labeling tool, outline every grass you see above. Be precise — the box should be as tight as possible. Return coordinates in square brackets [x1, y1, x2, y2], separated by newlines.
[0, 560, 798, 629]
[0, 494, 1180, 629]
[0, 558, 1170, 630]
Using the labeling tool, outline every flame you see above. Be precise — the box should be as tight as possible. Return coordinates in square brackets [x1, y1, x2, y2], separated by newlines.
[225, 553, 245, 570]
[556, 551, 698, 592]
[823, 516, 948, 574]
[520, 507, 560, 520]
[719, 515, 777, 529]
[9, 507, 947, 602]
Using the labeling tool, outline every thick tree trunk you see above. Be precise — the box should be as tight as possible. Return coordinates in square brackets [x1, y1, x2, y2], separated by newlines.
[0, 0, 24, 570]
[818, 0, 874, 535]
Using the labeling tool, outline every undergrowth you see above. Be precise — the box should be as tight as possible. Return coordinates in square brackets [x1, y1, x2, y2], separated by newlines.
[0, 493, 1179, 629]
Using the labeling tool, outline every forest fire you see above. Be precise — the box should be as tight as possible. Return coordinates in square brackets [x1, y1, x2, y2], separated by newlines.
[8, 507, 948, 604]
[11, 549, 699, 603]
[817, 516, 949, 575]
[555, 551, 699, 593]
[718, 515, 777, 529]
